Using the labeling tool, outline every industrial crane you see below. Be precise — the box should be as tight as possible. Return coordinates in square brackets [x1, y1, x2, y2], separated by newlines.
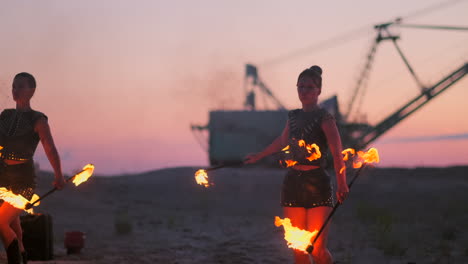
[191, 18, 468, 165]
[342, 18, 468, 150]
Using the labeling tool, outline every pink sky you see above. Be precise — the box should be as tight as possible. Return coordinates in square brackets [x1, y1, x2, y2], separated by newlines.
[1, 0, 467, 175]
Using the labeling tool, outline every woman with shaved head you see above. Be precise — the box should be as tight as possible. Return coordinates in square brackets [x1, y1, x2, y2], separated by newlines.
[0, 73, 64, 264]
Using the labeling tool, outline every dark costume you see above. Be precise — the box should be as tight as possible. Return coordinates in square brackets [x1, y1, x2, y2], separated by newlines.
[0, 109, 47, 200]
[281, 108, 335, 208]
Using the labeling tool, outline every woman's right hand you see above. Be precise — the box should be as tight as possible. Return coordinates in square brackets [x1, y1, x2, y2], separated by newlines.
[244, 153, 263, 164]
[53, 173, 65, 190]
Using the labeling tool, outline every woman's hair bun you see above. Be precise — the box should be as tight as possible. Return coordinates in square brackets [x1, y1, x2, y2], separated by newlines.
[309, 65, 322, 76]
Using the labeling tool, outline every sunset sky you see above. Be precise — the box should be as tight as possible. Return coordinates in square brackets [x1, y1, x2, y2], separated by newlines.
[1, 0, 467, 175]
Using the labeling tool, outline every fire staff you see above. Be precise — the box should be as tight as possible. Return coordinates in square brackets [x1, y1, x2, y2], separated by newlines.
[245, 66, 349, 264]
[0, 73, 65, 264]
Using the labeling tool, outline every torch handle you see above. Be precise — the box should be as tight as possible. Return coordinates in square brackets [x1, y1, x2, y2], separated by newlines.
[205, 160, 245, 171]
[306, 164, 368, 254]
[27, 187, 58, 208]
[206, 149, 289, 172]
[347, 164, 367, 189]
[26, 168, 88, 209]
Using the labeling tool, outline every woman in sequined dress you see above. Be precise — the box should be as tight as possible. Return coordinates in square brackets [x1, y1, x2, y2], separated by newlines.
[245, 66, 349, 264]
[0, 73, 65, 264]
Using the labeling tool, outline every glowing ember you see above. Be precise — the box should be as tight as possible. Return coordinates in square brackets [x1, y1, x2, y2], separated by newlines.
[275, 216, 318, 253]
[72, 164, 95, 186]
[195, 169, 210, 187]
[282, 145, 291, 154]
[0, 188, 38, 214]
[298, 140, 321, 161]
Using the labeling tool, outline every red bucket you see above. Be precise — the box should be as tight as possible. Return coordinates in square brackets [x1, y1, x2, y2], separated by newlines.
[64, 231, 85, 254]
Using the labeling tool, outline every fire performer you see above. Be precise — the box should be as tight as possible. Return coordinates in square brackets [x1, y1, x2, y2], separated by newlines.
[0, 73, 65, 264]
[245, 66, 348, 264]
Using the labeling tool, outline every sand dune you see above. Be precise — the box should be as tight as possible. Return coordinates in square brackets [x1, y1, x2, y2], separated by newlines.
[4, 166, 467, 264]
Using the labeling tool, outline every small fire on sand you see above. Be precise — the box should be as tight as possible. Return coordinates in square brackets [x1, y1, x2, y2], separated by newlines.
[195, 169, 211, 187]
[0, 188, 40, 214]
[275, 216, 318, 253]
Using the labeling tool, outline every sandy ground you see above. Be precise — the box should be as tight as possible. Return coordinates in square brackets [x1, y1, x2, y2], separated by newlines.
[1, 165, 467, 264]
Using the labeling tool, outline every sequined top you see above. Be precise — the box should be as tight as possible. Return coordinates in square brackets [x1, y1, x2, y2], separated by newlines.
[0, 109, 47, 161]
[287, 108, 335, 167]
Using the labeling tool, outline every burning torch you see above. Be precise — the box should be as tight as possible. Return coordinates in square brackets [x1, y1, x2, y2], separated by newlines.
[195, 140, 321, 187]
[305, 148, 379, 254]
[0, 188, 41, 214]
[195, 160, 245, 187]
[25, 164, 95, 210]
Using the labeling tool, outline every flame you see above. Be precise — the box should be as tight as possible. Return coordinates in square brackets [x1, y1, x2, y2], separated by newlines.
[353, 148, 380, 168]
[282, 145, 291, 154]
[280, 141, 321, 167]
[305, 144, 321, 161]
[30, 194, 40, 206]
[298, 140, 321, 161]
[342, 148, 380, 168]
[275, 216, 318, 253]
[195, 169, 210, 187]
[284, 160, 298, 167]
[342, 148, 355, 161]
[298, 140, 306, 147]
[72, 164, 95, 186]
[339, 166, 346, 174]
[0, 188, 39, 214]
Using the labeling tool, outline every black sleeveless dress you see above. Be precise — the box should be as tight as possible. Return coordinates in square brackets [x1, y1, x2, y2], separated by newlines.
[281, 108, 335, 208]
[0, 109, 47, 200]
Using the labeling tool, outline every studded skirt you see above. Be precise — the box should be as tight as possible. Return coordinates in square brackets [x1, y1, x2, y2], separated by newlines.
[0, 160, 36, 200]
[281, 168, 334, 208]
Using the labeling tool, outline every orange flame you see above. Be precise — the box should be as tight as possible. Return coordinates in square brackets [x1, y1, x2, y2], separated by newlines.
[0, 188, 39, 214]
[342, 148, 379, 168]
[342, 148, 355, 161]
[353, 148, 380, 168]
[195, 169, 210, 187]
[298, 140, 321, 161]
[339, 166, 346, 174]
[282, 145, 291, 154]
[72, 164, 95, 186]
[281, 145, 296, 167]
[275, 216, 318, 253]
[280, 141, 321, 167]
[284, 160, 298, 167]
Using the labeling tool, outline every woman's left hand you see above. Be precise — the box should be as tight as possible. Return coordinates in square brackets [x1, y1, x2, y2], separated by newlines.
[336, 182, 349, 204]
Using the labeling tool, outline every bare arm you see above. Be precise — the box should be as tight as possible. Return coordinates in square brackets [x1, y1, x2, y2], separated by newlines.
[244, 120, 290, 163]
[35, 117, 65, 189]
[321, 118, 349, 203]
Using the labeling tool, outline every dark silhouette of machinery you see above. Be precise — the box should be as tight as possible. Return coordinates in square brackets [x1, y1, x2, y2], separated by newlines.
[192, 18, 468, 166]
